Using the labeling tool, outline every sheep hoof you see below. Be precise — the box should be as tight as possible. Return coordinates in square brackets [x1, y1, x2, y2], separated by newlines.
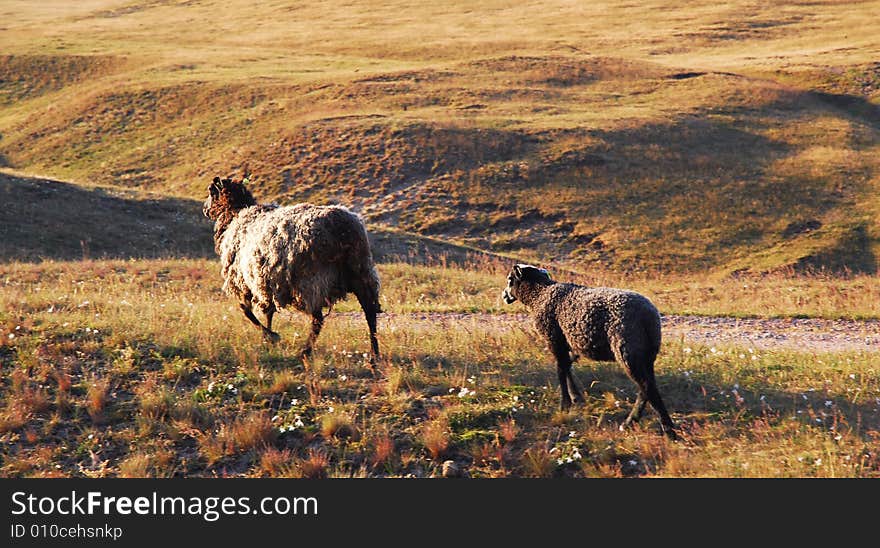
[262, 331, 281, 344]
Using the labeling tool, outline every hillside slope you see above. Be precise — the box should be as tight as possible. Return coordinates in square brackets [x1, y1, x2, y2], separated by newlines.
[1, 1, 879, 274]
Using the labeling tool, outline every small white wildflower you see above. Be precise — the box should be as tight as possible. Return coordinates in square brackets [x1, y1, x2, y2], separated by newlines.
[291, 399, 299, 406]
[565, 457, 573, 463]
[87, 434, 94, 440]
[572, 450, 582, 460]
[683, 347, 692, 354]
[825, 400, 833, 407]
[7, 333, 13, 340]
[227, 383, 234, 391]
[834, 434, 843, 441]
[710, 347, 717, 354]
[849, 374, 856, 380]
[814, 458, 822, 466]
[569, 430, 576, 438]
[339, 374, 348, 381]
[557, 459, 564, 465]
[628, 460, 638, 466]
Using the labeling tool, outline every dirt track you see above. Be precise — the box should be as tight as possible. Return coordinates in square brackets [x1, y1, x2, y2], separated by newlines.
[333, 312, 880, 353]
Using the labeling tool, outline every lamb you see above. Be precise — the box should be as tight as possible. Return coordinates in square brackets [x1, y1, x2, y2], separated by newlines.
[502, 264, 676, 438]
[202, 176, 381, 365]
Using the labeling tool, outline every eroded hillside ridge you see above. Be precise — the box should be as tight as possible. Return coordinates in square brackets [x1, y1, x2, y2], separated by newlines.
[1, 51, 878, 274]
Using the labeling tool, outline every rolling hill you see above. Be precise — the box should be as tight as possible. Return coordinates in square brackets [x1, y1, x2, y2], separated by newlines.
[1, 0, 879, 275]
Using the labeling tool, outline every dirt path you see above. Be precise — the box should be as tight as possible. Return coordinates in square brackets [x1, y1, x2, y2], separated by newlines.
[332, 312, 880, 353]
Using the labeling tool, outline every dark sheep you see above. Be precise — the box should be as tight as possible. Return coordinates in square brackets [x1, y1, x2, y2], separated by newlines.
[202, 177, 381, 365]
[502, 264, 676, 438]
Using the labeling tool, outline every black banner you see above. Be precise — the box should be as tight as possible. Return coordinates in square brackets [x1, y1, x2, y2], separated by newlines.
[0, 478, 872, 545]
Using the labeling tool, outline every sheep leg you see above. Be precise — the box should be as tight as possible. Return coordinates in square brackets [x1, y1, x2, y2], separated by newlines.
[239, 302, 280, 343]
[549, 334, 578, 410]
[566, 369, 586, 404]
[644, 381, 677, 440]
[261, 304, 281, 344]
[621, 391, 648, 430]
[300, 310, 324, 359]
[353, 285, 381, 368]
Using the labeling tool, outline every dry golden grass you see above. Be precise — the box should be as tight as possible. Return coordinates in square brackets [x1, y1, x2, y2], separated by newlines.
[1, 2, 879, 274]
[421, 417, 451, 461]
[2, 2, 880, 478]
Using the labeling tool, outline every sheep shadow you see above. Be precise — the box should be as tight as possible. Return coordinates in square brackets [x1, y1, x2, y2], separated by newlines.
[0, 172, 214, 261]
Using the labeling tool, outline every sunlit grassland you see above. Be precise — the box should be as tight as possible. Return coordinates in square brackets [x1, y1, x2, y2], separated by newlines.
[1, 258, 879, 477]
[2, 2, 879, 275]
[5, 258, 880, 319]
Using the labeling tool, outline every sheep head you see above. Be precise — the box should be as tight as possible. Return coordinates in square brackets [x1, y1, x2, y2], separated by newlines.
[502, 264, 552, 304]
[202, 176, 258, 222]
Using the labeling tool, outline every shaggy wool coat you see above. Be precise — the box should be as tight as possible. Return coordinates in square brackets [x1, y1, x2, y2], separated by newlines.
[217, 203, 380, 315]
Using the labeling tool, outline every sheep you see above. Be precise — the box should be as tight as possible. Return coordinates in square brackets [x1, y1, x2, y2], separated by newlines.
[502, 264, 676, 438]
[202, 176, 381, 365]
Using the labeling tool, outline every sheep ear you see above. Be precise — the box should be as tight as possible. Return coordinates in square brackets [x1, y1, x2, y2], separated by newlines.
[513, 264, 523, 279]
[210, 178, 222, 197]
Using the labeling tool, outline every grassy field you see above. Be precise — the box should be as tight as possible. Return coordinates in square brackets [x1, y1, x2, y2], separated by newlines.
[1, 1, 880, 477]
[1, 259, 879, 477]
[1, 1, 879, 274]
